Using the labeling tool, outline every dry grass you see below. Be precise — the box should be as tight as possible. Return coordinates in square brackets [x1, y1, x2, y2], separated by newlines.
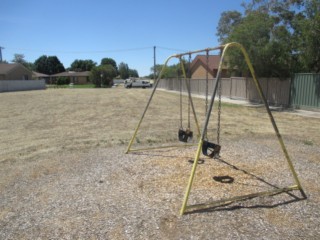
[0, 87, 319, 239]
[0, 88, 319, 164]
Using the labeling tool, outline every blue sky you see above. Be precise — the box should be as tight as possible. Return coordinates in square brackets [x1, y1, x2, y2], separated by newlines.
[1, 0, 245, 76]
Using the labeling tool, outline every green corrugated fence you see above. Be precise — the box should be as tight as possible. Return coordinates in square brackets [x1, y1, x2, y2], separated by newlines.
[291, 73, 320, 110]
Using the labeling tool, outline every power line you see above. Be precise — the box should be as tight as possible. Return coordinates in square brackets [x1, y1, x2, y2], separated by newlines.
[3, 45, 191, 55]
[157, 46, 189, 53]
[3, 46, 154, 54]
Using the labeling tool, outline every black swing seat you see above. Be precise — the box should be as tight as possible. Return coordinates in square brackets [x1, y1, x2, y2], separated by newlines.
[202, 140, 221, 158]
[178, 128, 193, 142]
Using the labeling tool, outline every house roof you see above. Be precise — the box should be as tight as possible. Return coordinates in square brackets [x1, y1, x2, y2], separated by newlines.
[0, 63, 26, 75]
[190, 55, 228, 75]
[32, 71, 49, 77]
[50, 71, 91, 77]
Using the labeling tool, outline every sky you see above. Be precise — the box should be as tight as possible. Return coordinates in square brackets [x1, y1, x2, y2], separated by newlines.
[1, 0, 245, 76]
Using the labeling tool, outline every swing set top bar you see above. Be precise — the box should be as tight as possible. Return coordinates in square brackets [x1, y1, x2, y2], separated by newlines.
[172, 45, 224, 59]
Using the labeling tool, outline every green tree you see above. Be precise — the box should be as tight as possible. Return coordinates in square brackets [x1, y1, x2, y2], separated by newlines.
[150, 63, 182, 79]
[292, 0, 320, 72]
[34, 55, 65, 74]
[90, 65, 117, 87]
[12, 54, 26, 64]
[216, 0, 310, 77]
[150, 64, 162, 79]
[118, 62, 129, 79]
[56, 76, 70, 85]
[101, 58, 118, 73]
[129, 69, 139, 78]
[70, 59, 96, 71]
[216, 11, 242, 43]
[34, 55, 48, 73]
[12, 53, 34, 70]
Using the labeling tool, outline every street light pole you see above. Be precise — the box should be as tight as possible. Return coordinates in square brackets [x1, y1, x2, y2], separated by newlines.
[0, 46, 4, 62]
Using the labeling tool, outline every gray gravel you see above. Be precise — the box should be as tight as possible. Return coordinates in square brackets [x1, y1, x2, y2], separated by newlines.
[0, 137, 319, 239]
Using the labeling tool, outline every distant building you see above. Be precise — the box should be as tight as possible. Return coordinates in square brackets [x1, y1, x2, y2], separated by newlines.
[32, 71, 50, 82]
[190, 55, 231, 79]
[0, 63, 32, 80]
[50, 71, 91, 84]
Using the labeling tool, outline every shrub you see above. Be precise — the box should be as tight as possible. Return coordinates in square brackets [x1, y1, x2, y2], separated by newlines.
[56, 77, 70, 85]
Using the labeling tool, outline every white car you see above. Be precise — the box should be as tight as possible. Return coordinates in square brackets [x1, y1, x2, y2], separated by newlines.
[124, 80, 152, 89]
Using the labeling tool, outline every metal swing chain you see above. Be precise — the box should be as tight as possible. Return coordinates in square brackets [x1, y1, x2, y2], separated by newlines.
[217, 76, 222, 145]
[205, 50, 209, 139]
[179, 58, 183, 129]
[187, 54, 192, 129]
[205, 50, 209, 116]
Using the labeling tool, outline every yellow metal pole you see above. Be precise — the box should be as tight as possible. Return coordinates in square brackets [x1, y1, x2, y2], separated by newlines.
[125, 55, 175, 153]
[185, 185, 299, 212]
[227, 42, 305, 197]
[180, 45, 228, 215]
[180, 139, 203, 215]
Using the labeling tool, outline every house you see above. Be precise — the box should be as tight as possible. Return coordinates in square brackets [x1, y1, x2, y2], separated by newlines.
[190, 55, 231, 79]
[0, 63, 32, 80]
[32, 71, 50, 82]
[50, 71, 91, 84]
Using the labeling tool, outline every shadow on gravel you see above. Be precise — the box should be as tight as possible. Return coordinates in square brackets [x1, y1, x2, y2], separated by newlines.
[185, 157, 307, 215]
[131, 150, 191, 159]
[185, 192, 307, 215]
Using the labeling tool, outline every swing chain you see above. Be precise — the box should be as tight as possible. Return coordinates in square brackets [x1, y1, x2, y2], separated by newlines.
[205, 50, 209, 116]
[217, 77, 222, 145]
[205, 50, 209, 139]
[179, 57, 183, 129]
[187, 54, 192, 129]
[217, 49, 224, 145]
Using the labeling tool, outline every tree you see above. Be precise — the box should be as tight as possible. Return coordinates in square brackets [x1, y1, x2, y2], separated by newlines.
[90, 65, 117, 87]
[34, 55, 65, 74]
[216, 11, 242, 43]
[12, 54, 26, 64]
[215, 0, 313, 77]
[70, 59, 96, 71]
[150, 63, 182, 79]
[12, 53, 34, 70]
[118, 62, 129, 79]
[101, 58, 118, 73]
[129, 69, 139, 78]
[292, 0, 320, 72]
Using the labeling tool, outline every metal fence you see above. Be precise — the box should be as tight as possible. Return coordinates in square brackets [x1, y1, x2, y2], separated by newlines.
[291, 73, 320, 110]
[158, 77, 291, 107]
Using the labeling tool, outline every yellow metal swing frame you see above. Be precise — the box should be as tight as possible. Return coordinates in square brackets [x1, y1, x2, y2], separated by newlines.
[126, 42, 306, 215]
[126, 54, 201, 153]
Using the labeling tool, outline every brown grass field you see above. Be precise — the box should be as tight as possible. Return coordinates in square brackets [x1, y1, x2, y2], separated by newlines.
[0, 87, 318, 164]
[0, 87, 319, 239]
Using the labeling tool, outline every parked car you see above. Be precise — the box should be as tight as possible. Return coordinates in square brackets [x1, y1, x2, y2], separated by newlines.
[124, 79, 152, 89]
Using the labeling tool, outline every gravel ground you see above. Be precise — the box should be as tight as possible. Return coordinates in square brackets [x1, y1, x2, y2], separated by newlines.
[1, 136, 319, 239]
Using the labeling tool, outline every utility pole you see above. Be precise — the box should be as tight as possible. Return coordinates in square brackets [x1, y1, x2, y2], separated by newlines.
[0, 46, 4, 62]
[153, 46, 156, 82]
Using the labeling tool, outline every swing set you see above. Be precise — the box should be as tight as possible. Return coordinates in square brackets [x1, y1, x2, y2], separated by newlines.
[126, 42, 306, 215]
